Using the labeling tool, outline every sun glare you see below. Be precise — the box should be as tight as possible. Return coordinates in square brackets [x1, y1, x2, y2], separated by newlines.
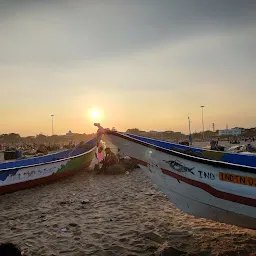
[89, 109, 102, 122]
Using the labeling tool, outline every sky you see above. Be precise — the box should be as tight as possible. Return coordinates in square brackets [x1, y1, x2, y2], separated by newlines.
[0, 0, 256, 136]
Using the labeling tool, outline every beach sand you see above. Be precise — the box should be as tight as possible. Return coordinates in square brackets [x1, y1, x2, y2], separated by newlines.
[0, 164, 255, 256]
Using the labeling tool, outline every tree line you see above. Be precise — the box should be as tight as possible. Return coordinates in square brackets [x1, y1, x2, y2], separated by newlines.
[0, 133, 95, 145]
[126, 127, 256, 141]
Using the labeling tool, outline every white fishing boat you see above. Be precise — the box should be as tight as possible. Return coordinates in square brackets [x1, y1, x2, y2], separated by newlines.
[104, 130, 256, 230]
[0, 138, 97, 195]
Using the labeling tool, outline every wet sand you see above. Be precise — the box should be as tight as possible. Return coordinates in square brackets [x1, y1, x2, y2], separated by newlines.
[0, 166, 255, 256]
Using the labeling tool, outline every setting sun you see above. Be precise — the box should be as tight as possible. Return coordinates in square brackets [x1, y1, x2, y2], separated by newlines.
[91, 110, 100, 119]
[88, 108, 103, 122]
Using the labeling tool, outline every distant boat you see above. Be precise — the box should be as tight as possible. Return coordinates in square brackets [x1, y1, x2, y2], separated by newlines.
[0, 138, 97, 195]
[105, 130, 256, 230]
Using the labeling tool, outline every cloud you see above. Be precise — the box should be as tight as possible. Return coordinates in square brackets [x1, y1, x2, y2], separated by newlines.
[0, 0, 255, 66]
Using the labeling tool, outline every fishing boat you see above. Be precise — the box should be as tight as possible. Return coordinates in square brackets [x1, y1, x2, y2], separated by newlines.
[0, 138, 97, 195]
[104, 130, 256, 230]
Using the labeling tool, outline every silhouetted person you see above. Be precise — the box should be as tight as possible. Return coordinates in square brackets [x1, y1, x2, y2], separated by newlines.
[101, 148, 118, 172]
[210, 140, 218, 150]
[246, 143, 256, 153]
[0, 243, 22, 256]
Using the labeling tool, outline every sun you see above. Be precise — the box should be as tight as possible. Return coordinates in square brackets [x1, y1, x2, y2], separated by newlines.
[91, 109, 100, 119]
[88, 108, 102, 122]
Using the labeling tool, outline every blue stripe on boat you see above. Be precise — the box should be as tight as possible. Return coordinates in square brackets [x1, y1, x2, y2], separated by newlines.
[123, 133, 256, 168]
[0, 138, 97, 171]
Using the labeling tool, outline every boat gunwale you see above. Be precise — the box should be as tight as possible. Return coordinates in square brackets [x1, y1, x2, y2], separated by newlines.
[125, 132, 256, 157]
[0, 146, 96, 172]
[107, 131, 256, 173]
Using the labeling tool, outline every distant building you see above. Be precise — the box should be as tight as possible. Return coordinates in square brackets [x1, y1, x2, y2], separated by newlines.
[218, 128, 242, 136]
[66, 130, 73, 136]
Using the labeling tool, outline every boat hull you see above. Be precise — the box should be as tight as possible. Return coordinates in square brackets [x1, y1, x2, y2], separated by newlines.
[105, 133, 256, 229]
[0, 148, 95, 195]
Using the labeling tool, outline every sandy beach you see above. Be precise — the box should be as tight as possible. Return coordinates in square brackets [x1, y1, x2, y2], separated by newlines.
[0, 162, 255, 256]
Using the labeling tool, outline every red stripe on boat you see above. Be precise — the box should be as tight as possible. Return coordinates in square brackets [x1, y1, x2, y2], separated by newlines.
[131, 157, 256, 207]
[0, 162, 91, 195]
[130, 157, 148, 166]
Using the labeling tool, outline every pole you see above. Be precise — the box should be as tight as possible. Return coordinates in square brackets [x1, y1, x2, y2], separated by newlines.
[200, 106, 205, 140]
[188, 116, 192, 145]
[51, 115, 54, 135]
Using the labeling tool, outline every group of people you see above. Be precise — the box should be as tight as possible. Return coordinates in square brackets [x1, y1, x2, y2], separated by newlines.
[94, 123, 119, 172]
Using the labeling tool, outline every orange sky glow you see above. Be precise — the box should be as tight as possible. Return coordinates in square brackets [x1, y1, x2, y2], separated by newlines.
[1, 2, 255, 136]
